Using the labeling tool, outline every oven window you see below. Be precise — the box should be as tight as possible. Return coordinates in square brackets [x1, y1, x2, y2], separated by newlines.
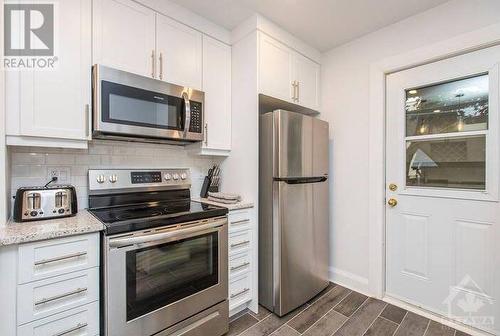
[101, 81, 183, 130]
[125, 232, 218, 321]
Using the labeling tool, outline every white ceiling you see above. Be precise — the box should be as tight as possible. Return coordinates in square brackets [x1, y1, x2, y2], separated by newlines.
[169, 0, 451, 51]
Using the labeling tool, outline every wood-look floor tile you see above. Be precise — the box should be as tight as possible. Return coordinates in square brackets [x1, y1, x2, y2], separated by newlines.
[270, 325, 301, 336]
[288, 285, 351, 333]
[227, 313, 259, 336]
[302, 310, 347, 336]
[308, 282, 337, 304]
[334, 291, 368, 317]
[240, 305, 307, 336]
[394, 312, 430, 336]
[380, 304, 407, 324]
[363, 317, 399, 336]
[333, 298, 387, 336]
[423, 321, 455, 336]
[249, 305, 272, 321]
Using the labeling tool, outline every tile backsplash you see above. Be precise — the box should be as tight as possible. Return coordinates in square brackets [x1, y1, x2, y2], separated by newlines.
[9, 140, 223, 211]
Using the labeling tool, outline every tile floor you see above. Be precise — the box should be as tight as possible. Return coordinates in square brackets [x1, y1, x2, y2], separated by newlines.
[227, 283, 471, 336]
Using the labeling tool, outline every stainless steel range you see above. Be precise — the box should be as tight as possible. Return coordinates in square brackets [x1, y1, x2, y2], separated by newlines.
[88, 169, 229, 336]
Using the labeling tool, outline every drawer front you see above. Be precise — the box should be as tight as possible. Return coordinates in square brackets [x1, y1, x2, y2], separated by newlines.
[229, 251, 251, 278]
[18, 301, 99, 336]
[229, 217, 251, 234]
[18, 233, 99, 284]
[229, 273, 252, 310]
[18, 268, 99, 325]
[229, 229, 251, 255]
[228, 209, 250, 224]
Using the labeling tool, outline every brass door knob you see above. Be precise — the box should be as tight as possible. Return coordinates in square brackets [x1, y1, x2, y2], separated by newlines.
[387, 198, 398, 207]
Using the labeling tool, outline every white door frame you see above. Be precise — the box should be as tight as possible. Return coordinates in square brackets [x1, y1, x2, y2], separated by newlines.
[368, 22, 500, 299]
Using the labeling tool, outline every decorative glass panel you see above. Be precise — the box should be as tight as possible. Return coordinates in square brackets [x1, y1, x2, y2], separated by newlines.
[406, 74, 489, 136]
[406, 136, 485, 189]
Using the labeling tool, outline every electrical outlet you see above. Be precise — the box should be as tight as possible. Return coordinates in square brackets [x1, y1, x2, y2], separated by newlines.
[47, 167, 71, 183]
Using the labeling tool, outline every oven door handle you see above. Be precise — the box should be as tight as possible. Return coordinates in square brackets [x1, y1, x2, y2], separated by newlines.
[109, 221, 224, 248]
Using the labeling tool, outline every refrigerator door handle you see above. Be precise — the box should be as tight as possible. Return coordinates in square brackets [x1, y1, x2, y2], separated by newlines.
[274, 176, 328, 184]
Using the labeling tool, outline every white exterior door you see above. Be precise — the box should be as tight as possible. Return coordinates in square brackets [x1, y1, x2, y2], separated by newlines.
[386, 45, 500, 335]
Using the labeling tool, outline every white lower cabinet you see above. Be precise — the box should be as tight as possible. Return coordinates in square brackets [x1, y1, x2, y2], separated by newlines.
[227, 208, 257, 316]
[17, 301, 99, 336]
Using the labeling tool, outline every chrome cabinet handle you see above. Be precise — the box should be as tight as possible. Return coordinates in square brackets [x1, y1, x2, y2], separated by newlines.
[151, 50, 156, 78]
[231, 288, 250, 299]
[34, 251, 87, 266]
[85, 104, 90, 138]
[35, 287, 88, 306]
[291, 81, 297, 101]
[52, 322, 88, 336]
[159, 52, 164, 80]
[231, 262, 250, 271]
[231, 219, 249, 225]
[204, 123, 208, 146]
[231, 240, 250, 248]
[296, 81, 300, 102]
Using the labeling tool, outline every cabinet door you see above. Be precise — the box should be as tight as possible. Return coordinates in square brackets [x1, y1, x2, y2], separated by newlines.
[202, 36, 231, 151]
[293, 54, 320, 110]
[14, 0, 91, 140]
[93, 0, 156, 77]
[258, 33, 293, 103]
[156, 14, 202, 89]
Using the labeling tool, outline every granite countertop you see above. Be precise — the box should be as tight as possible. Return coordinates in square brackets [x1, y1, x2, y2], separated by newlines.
[193, 198, 254, 211]
[0, 210, 105, 246]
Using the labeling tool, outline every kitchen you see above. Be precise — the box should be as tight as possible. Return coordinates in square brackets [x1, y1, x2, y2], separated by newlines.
[1, 0, 500, 336]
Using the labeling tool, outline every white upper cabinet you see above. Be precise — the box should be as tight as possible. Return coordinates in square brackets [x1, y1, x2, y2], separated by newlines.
[93, 0, 156, 77]
[156, 15, 202, 89]
[201, 35, 231, 153]
[293, 53, 320, 110]
[6, 0, 92, 146]
[259, 33, 293, 103]
[258, 32, 320, 111]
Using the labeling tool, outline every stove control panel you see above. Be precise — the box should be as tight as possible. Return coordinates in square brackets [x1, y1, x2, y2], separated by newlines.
[89, 169, 191, 192]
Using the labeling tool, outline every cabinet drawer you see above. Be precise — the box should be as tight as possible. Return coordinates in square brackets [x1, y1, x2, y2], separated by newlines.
[229, 229, 251, 255]
[228, 209, 250, 224]
[18, 301, 99, 336]
[229, 252, 251, 278]
[18, 233, 99, 284]
[229, 273, 252, 310]
[18, 268, 99, 325]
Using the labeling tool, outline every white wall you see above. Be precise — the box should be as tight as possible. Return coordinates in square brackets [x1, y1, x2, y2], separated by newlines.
[321, 0, 500, 294]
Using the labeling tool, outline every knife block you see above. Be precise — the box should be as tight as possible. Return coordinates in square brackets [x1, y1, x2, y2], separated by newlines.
[200, 175, 219, 198]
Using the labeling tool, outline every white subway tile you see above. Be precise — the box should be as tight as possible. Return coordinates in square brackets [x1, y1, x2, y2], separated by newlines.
[46, 154, 75, 165]
[12, 152, 45, 165]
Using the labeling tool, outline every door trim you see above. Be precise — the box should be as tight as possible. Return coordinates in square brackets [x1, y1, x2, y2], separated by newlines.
[368, 22, 500, 302]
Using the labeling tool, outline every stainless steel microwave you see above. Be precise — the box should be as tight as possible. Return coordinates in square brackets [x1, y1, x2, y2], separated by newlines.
[92, 65, 204, 144]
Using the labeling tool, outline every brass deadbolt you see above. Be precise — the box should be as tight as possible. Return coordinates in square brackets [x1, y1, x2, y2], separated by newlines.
[389, 183, 398, 191]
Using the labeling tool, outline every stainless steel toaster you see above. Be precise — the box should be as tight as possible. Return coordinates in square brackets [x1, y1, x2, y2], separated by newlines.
[13, 185, 78, 222]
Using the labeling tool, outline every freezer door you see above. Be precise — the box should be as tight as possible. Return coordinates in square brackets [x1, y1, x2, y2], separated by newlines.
[275, 110, 329, 178]
[274, 179, 329, 316]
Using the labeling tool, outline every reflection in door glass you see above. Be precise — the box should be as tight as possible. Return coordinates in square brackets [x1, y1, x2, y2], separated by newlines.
[406, 74, 488, 136]
[406, 136, 485, 189]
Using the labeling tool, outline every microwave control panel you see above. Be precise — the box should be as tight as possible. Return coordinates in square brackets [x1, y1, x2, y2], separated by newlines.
[189, 101, 202, 133]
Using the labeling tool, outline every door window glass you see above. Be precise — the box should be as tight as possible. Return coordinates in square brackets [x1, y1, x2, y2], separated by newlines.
[405, 74, 488, 190]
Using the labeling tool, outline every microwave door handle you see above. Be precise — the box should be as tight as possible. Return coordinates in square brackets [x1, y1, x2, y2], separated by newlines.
[183, 92, 191, 136]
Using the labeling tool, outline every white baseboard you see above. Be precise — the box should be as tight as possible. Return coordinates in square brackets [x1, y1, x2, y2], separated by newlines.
[329, 267, 371, 296]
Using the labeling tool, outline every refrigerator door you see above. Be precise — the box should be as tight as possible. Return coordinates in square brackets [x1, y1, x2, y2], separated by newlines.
[274, 178, 329, 316]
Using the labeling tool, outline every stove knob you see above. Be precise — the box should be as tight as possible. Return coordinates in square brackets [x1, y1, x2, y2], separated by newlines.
[109, 174, 118, 183]
[180, 173, 187, 180]
[97, 174, 106, 184]
[173, 173, 180, 181]
[164, 173, 172, 181]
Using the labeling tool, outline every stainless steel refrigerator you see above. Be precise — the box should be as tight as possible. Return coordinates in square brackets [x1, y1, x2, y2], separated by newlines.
[259, 109, 330, 316]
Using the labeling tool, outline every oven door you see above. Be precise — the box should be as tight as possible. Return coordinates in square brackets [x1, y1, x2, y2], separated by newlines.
[104, 217, 228, 336]
[93, 65, 204, 142]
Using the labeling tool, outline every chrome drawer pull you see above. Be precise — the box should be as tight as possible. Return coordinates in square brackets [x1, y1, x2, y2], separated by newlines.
[231, 219, 250, 225]
[34, 252, 87, 266]
[52, 322, 88, 336]
[231, 288, 250, 299]
[231, 240, 250, 248]
[35, 287, 88, 306]
[231, 262, 250, 271]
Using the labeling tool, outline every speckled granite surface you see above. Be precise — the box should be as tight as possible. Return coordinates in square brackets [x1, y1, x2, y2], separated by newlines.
[194, 198, 254, 211]
[0, 210, 104, 246]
